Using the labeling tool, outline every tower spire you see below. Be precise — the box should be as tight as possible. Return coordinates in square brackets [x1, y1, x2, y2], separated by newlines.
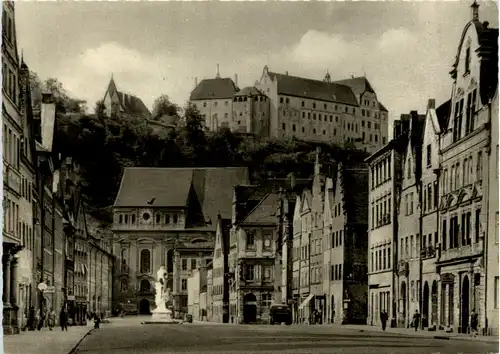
[471, 0, 479, 21]
[216, 63, 220, 79]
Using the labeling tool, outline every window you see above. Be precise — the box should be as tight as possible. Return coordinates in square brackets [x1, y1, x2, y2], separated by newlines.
[156, 214, 160, 223]
[181, 279, 187, 290]
[301, 101, 305, 107]
[165, 215, 170, 224]
[182, 258, 188, 270]
[495, 277, 499, 309]
[246, 265, 255, 280]
[263, 266, 272, 281]
[246, 231, 255, 248]
[465, 46, 471, 73]
[173, 215, 178, 223]
[191, 258, 197, 270]
[292, 124, 296, 132]
[120, 279, 128, 293]
[475, 209, 481, 243]
[496, 212, 499, 244]
[140, 279, 150, 292]
[426, 144, 431, 167]
[477, 151, 483, 181]
[282, 123, 286, 130]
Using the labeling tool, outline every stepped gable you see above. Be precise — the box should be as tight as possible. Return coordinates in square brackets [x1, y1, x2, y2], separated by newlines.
[190, 77, 239, 100]
[267, 71, 359, 106]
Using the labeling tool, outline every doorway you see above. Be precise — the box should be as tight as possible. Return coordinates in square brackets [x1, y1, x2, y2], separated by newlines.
[139, 299, 151, 315]
[431, 281, 438, 326]
[461, 276, 470, 333]
[400, 282, 407, 327]
[422, 282, 429, 328]
[243, 293, 257, 323]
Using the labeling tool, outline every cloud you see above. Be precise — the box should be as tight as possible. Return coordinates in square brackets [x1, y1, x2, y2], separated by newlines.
[281, 27, 452, 129]
[55, 43, 201, 113]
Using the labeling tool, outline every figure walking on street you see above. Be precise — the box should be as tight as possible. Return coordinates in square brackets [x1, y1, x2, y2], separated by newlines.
[412, 310, 421, 332]
[380, 311, 388, 331]
[60, 307, 68, 331]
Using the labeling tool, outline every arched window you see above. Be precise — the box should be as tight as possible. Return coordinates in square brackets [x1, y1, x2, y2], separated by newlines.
[140, 249, 151, 273]
[121, 249, 127, 264]
[140, 279, 151, 292]
[167, 249, 174, 273]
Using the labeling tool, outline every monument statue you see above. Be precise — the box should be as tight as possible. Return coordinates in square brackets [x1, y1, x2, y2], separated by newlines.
[150, 266, 175, 323]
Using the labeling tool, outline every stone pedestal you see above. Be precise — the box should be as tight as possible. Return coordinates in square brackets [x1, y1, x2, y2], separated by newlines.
[143, 308, 179, 324]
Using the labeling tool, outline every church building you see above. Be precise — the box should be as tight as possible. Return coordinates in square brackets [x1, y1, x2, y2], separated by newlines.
[112, 167, 249, 317]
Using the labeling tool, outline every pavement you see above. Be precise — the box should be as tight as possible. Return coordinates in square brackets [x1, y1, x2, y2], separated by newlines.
[4, 317, 497, 354]
[2, 323, 94, 354]
[71, 316, 498, 354]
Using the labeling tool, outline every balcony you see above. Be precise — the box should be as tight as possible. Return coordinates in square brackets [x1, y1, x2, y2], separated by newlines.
[438, 241, 483, 264]
[420, 245, 437, 259]
[397, 260, 409, 276]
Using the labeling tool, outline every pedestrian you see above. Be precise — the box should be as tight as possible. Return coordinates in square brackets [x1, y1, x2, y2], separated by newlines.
[47, 308, 56, 331]
[28, 305, 35, 331]
[94, 313, 101, 329]
[380, 311, 388, 331]
[470, 309, 478, 336]
[412, 310, 421, 332]
[60, 307, 68, 331]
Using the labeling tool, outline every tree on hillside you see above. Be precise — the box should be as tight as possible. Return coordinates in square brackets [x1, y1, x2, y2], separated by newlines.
[176, 103, 207, 165]
[29, 71, 87, 114]
[152, 94, 180, 124]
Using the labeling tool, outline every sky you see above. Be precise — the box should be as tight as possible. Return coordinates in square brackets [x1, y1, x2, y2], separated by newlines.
[15, 1, 499, 128]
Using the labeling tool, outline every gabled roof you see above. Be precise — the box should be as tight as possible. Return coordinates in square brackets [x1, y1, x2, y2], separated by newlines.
[378, 102, 388, 112]
[114, 167, 249, 230]
[333, 77, 375, 97]
[267, 71, 359, 106]
[435, 100, 451, 132]
[190, 78, 239, 100]
[242, 193, 279, 225]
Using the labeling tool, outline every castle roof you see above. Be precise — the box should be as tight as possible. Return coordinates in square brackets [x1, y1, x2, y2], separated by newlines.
[190, 78, 239, 100]
[267, 71, 359, 106]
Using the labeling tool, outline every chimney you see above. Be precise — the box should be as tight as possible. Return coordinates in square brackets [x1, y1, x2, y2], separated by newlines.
[216, 63, 220, 78]
[471, 0, 479, 21]
[234, 74, 238, 86]
[285, 71, 289, 76]
[427, 99, 436, 110]
[41, 93, 56, 152]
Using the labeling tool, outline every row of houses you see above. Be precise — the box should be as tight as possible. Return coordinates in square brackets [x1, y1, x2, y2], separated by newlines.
[2, 1, 114, 334]
[367, 2, 499, 334]
[183, 2, 498, 333]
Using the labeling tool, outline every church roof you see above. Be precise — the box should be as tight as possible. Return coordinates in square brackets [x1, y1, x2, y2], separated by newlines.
[190, 78, 239, 100]
[105, 77, 151, 116]
[267, 71, 359, 106]
[114, 167, 250, 229]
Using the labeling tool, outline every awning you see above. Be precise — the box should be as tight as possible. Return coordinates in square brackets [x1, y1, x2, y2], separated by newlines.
[298, 294, 314, 310]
